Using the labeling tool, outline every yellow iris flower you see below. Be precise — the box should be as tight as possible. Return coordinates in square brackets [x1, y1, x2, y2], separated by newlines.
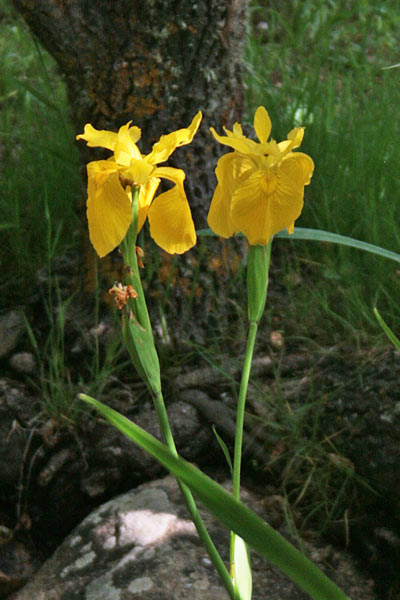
[208, 106, 314, 245]
[76, 112, 202, 257]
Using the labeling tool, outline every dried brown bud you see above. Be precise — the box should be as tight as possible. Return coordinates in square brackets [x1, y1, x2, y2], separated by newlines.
[108, 282, 138, 309]
[136, 246, 145, 268]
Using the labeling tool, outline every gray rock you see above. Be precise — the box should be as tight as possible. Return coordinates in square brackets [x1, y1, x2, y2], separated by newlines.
[9, 352, 36, 374]
[0, 536, 41, 597]
[10, 476, 376, 600]
[0, 311, 24, 359]
[0, 378, 38, 487]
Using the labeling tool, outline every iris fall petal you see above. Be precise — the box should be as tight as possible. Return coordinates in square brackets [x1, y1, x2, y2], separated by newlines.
[86, 163, 132, 258]
[148, 168, 196, 254]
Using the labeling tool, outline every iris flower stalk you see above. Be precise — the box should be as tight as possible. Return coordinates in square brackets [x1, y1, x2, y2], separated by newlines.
[77, 117, 236, 599]
[208, 106, 314, 596]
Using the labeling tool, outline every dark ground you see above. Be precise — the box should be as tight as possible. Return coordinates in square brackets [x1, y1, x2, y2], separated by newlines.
[1, 241, 400, 599]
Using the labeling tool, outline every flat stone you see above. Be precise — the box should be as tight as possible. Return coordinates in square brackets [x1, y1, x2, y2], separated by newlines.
[10, 476, 377, 600]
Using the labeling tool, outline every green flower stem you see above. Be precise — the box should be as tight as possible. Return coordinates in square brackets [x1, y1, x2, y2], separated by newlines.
[233, 241, 272, 502]
[153, 391, 236, 600]
[119, 188, 235, 600]
[232, 320, 259, 502]
[231, 242, 272, 589]
[120, 242, 152, 336]
[230, 319, 258, 588]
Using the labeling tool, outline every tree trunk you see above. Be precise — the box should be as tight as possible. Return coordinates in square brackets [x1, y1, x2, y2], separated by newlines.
[12, 0, 248, 227]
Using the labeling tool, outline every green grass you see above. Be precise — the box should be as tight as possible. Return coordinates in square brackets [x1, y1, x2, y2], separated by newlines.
[248, 370, 375, 539]
[0, 0, 81, 306]
[0, 2, 127, 424]
[247, 0, 400, 342]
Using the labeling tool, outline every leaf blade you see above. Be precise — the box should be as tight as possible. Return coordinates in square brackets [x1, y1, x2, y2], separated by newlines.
[79, 393, 350, 600]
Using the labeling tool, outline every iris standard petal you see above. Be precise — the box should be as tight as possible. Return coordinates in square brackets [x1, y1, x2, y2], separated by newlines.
[86, 164, 132, 258]
[232, 123, 244, 136]
[128, 125, 141, 144]
[287, 127, 304, 148]
[278, 128, 305, 158]
[147, 111, 202, 165]
[207, 153, 253, 238]
[210, 127, 257, 155]
[76, 124, 117, 151]
[114, 122, 142, 165]
[147, 167, 196, 254]
[253, 106, 272, 144]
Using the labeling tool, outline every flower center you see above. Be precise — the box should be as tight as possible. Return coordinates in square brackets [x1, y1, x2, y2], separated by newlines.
[261, 169, 278, 196]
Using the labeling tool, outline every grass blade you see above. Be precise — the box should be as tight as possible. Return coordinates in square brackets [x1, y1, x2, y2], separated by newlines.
[373, 307, 400, 351]
[277, 228, 400, 263]
[212, 425, 233, 475]
[197, 227, 400, 264]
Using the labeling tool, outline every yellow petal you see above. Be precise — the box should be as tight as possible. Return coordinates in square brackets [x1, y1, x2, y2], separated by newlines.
[232, 123, 244, 136]
[287, 127, 304, 148]
[137, 176, 160, 233]
[230, 170, 276, 245]
[76, 124, 117, 151]
[210, 126, 257, 155]
[230, 152, 313, 245]
[207, 184, 235, 239]
[86, 162, 132, 257]
[207, 153, 253, 238]
[153, 165, 192, 186]
[87, 159, 120, 186]
[114, 122, 142, 166]
[277, 128, 305, 158]
[147, 111, 202, 165]
[259, 140, 281, 158]
[253, 106, 271, 144]
[281, 152, 315, 186]
[147, 168, 196, 254]
[128, 125, 141, 144]
[125, 158, 154, 185]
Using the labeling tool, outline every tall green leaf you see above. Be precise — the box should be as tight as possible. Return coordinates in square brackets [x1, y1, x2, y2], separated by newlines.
[79, 393, 350, 600]
[197, 227, 400, 264]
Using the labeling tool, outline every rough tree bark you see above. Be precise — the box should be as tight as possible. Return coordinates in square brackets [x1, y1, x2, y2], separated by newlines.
[12, 0, 248, 227]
